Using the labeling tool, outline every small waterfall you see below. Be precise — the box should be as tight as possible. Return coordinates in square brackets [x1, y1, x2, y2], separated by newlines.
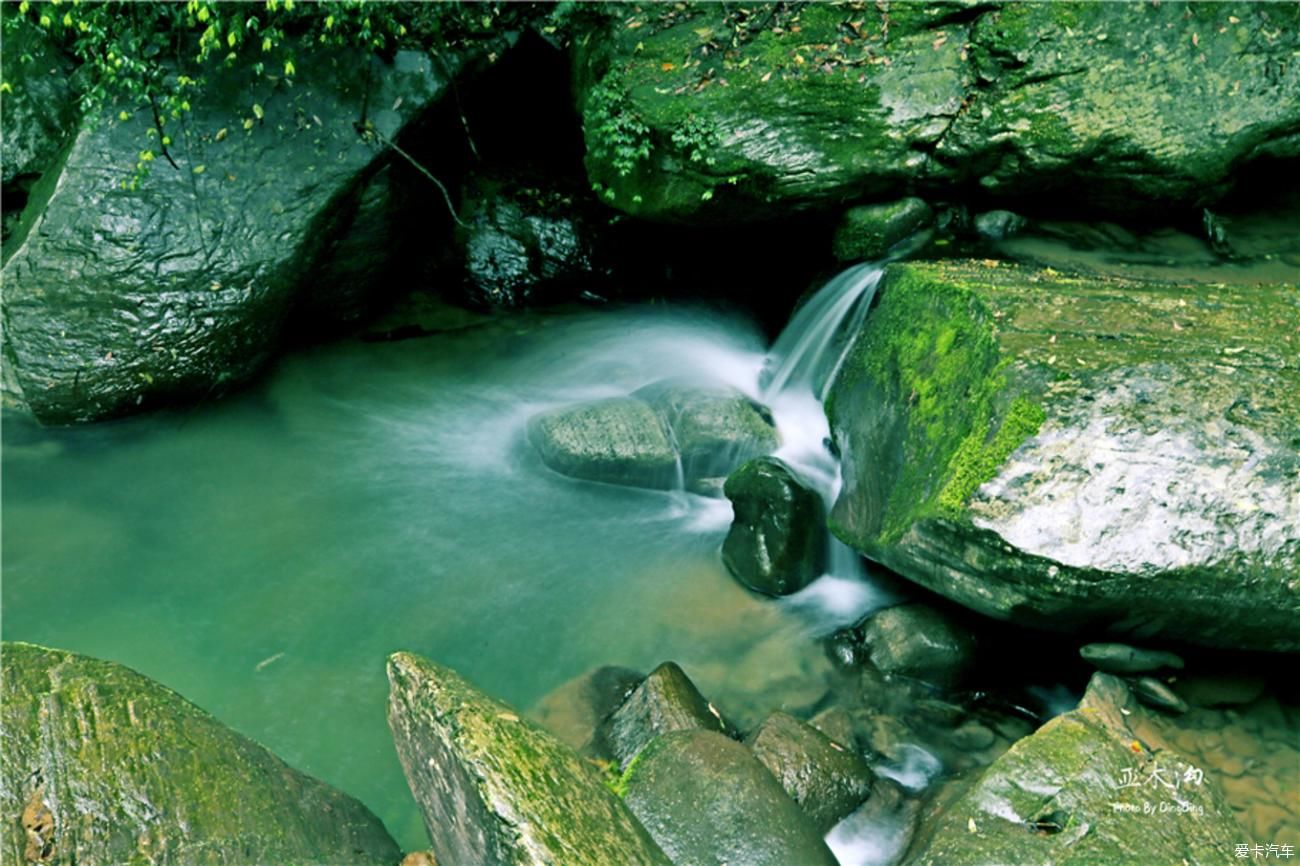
[760, 261, 895, 632]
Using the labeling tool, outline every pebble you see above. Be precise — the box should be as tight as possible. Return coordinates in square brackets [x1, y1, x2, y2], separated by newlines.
[1130, 676, 1189, 714]
[1079, 642, 1185, 674]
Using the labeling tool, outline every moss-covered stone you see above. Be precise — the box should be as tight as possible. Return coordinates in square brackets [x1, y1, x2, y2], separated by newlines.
[0, 641, 399, 866]
[572, 2, 1300, 223]
[386, 651, 672, 866]
[902, 674, 1245, 865]
[832, 198, 934, 262]
[746, 710, 875, 832]
[828, 259, 1300, 652]
[622, 730, 840, 866]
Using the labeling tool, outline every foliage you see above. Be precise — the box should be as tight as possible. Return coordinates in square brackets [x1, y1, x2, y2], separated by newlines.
[584, 74, 651, 186]
[0, 0, 516, 186]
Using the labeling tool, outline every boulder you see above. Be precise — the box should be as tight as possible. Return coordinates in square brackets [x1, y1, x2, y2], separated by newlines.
[1, 642, 399, 866]
[386, 651, 671, 866]
[595, 661, 726, 769]
[832, 198, 934, 262]
[858, 603, 976, 687]
[621, 730, 839, 866]
[0, 40, 495, 424]
[0, 21, 78, 215]
[527, 664, 644, 752]
[901, 673, 1244, 865]
[973, 209, 1027, 242]
[1079, 642, 1184, 675]
[458, 173, 600, 307]
[527, 397, 679, 489]
[633, 380, 780, 487]
[746, 710, 875, 832]
[572, 3, 1300, 222]
[722, 456, 826, 596]
[827, 260, 1300, 652]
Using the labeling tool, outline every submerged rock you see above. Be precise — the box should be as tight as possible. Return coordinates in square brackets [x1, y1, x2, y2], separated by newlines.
[596, 661, 727, 769]
[746, 710, 875, 832]
[1080, 642, 1185, 674]
[622, 730, 840, 866]
[1, 642, 399, 866]
[1130, 676, 1190, 715]
[902, 673, 1243, 865]
[833, 198, 934, 262]
[973, 209, 1027, 242]
[528, 397, 679, 489]
[827, 260, 1300, 652]
[722, 456, 827, 596]
[386, 651, 672, 866]
[859, 604, 976, 688]
[528, 664, 644, 752]
[573, 3, 1300, 222]
[634, 380, 780, 486]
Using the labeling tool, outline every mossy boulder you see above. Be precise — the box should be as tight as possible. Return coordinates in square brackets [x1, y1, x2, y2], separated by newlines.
[832, 198, 934, 262]
[594, 661, 727, 769]
[746, 710, 875, 832]
[722, 456, 827, 596]
[386, 651, 672, 866]
[1, 642, 399, 866]
[528, 397, 680, 489]
[621, 730, 840, 866]
[901, 673, 1244, 865]
[0, 41, 494, 424]
[572, 3, 1300, 223]
[827, 260, 1300, 652]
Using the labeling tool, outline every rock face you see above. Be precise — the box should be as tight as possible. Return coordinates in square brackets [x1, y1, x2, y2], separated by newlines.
[1, 47, 455, 424]
[0, 642, 399, 866]
[622, 730, 839, 866]
[902, 673, 1244, 865]
[858, 604, 975, 687]
[746, 711, 875, 832]
[386, 651, 671, 866]
[573, 3, 1300, 223]
[722, 457, 826, 596]
[832, 198, 934, 262]
[458, 173, 600, 307]
[827, 260, 1300, 652]
[0, 22, 78, 205]
[528, 397, 681, 489]
[596, 662, 727, 769]
[528, 383, 779, 491]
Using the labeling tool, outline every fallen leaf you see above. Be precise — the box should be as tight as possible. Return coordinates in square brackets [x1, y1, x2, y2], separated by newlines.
[760, 70, 773, 82]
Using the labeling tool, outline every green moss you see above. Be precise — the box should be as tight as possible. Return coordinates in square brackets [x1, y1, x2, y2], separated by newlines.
[607, 750, 645, 798]
[831, 264, 1047, 543]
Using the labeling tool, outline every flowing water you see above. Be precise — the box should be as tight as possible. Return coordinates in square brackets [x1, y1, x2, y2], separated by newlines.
[2, 265, 895, 854]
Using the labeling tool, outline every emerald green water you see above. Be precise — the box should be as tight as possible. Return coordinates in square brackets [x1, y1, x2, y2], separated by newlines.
[1, 303, 850, 850]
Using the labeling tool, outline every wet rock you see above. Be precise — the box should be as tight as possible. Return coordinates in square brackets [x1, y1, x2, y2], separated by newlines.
[527, 665, 644, 752]
[828, 260, 1300, 652]
[622, 730, 839, 866]
[722, 457, 827, 596]
[458, 173, 600, 307]
[1, 46, 457, 424]
[949, 720, 997, 752]
[902, 673, 1242, 865]
[634, 380, 780, 485]
[746, 711, 875, 832]
[596, 662, 727, 769]
[386, 651, 671, 866]
[1130, 676, 1190, 715]
[973, 209, 1027, 242]
[575, 4, 1300, 222]
[1, 22, 77, 213]
[1080, 642, 1185, 674]
[832, 198, 934, 262]
[528, 397, 679, 489]
[1, 642, 399, 866]
[810, 705, 858, 751]
[860, 604, 976, 687]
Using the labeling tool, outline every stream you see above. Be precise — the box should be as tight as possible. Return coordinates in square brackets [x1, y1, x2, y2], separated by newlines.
[2, 265, 897, 853]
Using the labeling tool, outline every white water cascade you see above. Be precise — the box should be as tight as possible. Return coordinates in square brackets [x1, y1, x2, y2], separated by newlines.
[754, 262, 899, 634]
